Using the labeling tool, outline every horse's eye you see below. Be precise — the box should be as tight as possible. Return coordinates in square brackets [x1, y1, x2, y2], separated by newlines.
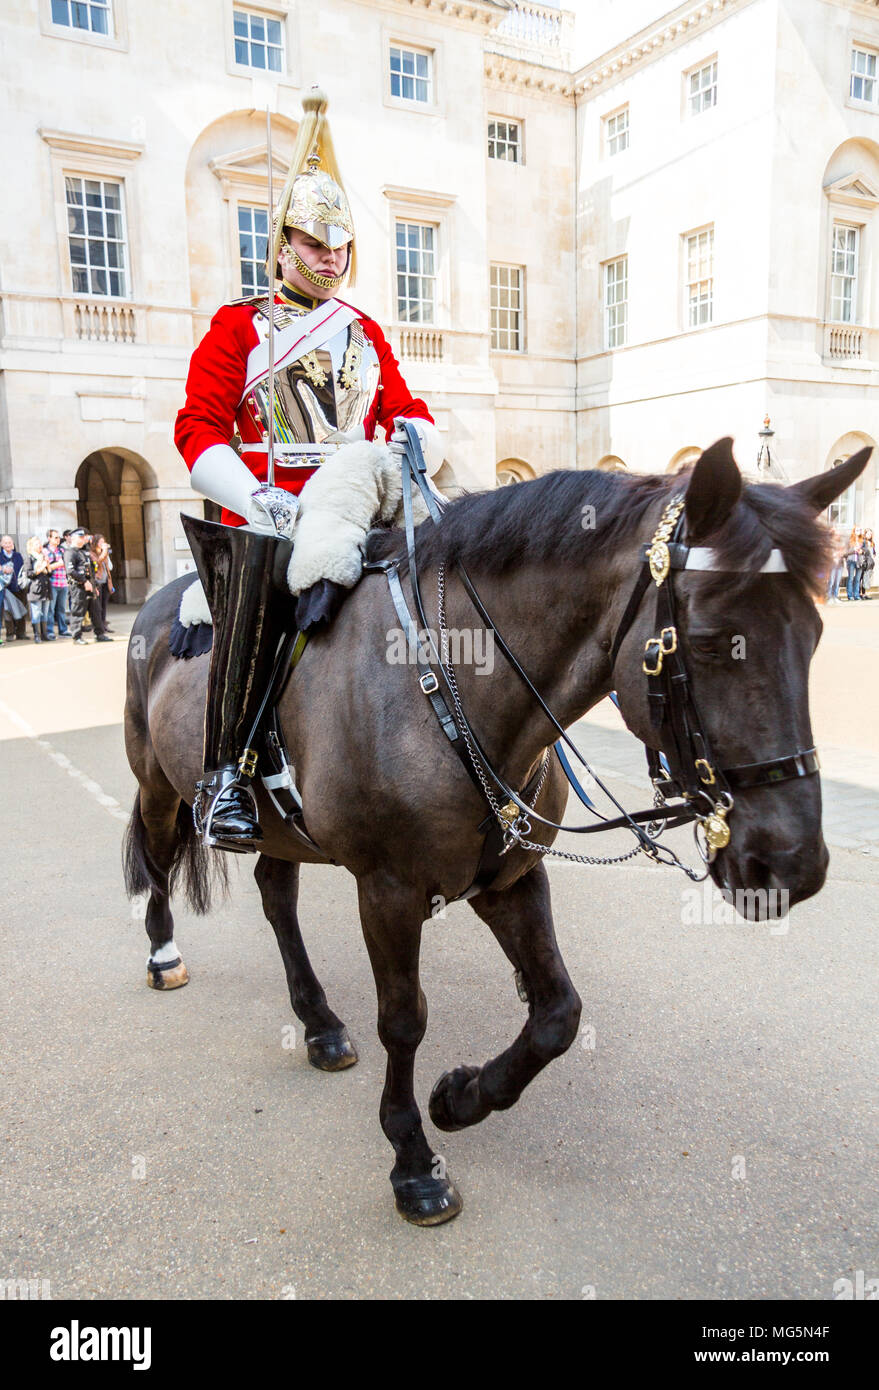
[689, 638, 721, 659]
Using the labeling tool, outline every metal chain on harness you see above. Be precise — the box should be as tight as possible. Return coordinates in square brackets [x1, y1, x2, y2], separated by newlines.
[436, 564, 699, 874]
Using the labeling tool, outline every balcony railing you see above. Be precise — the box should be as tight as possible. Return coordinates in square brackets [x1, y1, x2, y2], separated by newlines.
[73, 299, 138, 344]
[490, 2, 574, 65]
[825, 323, 863, 360]
[397, 326, 444, 363]
[0, 291, 192, 349]
[497, 2, 564, 49]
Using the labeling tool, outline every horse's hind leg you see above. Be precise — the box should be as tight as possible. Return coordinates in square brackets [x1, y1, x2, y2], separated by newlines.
[357, 873, 462, 1227]
[124, 776, 190, 991]
[254, 855, 357, 1071]
[428, 862, 581, 1132]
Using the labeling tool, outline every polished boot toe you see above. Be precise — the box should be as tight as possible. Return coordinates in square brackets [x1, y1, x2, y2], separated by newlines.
[203, 778, 263, 850]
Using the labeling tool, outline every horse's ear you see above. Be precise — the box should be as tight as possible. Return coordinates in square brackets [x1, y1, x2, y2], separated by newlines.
[789, 447, 872, 514]
[684, 437, 742, 541]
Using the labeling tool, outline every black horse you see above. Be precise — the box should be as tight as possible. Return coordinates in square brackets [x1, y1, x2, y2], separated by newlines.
[123, 439, 869, 1224]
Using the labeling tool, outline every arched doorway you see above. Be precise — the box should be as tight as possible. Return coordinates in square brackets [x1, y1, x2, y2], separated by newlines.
[667, 446, 701, 473]
[496, 457, 536, 486]
[185, 110, 297, 331]
[824, 431, 876, 531]
[75, 448, 158, 603]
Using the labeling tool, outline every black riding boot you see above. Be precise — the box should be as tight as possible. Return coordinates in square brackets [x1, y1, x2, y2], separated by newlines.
[182, 515, 293, 853]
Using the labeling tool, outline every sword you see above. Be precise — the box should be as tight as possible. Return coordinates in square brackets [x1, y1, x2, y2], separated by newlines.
[265, 105, 276, 489]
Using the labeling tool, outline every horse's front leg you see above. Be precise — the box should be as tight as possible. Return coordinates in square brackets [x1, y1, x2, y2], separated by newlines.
[254, 854, 357, 1071]
[428, 862, 581, 1132]
[358, 873, 462, 1226]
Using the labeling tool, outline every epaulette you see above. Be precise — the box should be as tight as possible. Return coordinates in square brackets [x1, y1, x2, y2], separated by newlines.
[227, 295, 298, 328]
[228, 293, 271, 312]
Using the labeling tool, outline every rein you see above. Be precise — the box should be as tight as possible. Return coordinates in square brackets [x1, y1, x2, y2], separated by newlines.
[372, 424, 820, 888]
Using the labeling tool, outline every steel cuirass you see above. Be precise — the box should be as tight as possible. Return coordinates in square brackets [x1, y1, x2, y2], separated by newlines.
[242, 301, 380, 448]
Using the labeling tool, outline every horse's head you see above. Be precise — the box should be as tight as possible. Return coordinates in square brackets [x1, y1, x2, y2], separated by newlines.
[614, 439, 871, 920]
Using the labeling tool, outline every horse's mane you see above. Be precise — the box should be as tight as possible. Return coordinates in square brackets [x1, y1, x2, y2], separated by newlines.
[365, 468, 831, 598]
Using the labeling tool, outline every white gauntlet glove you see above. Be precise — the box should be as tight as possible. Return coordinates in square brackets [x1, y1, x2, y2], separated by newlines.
[388, 419, 445, 477]
[190, 444, 299, 536]
[247, 485, 299, 539]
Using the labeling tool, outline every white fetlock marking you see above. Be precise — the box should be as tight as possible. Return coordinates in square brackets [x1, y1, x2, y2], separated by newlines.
[149, 940, 181, 967]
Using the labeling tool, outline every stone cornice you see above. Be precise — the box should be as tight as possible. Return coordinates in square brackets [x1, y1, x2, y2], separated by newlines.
[484, 52, 574, 100]
[39, 128, 144, 161]
[573, 0, 754, 100]
[347, 0, 509, 35]
[381, 183, 458, 206]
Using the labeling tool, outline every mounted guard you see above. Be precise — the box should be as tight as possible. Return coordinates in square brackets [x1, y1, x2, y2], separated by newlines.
[174, 87, 444, 853]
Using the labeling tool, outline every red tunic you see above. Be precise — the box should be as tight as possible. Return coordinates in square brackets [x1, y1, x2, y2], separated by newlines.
[175, 296, 433, 526]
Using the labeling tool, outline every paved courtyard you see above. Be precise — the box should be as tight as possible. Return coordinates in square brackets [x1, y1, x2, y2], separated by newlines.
[0, 596, 876, 1299]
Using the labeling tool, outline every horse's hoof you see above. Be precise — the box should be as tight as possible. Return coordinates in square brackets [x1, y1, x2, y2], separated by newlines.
[393, 1175, 463, 1227]
[428, 1065, 481, 1132]
[306, 1026, 358, 1071]
[147, 958, 189, 990]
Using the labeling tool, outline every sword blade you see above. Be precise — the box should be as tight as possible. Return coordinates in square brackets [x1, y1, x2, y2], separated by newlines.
[266, 105, 276, 489]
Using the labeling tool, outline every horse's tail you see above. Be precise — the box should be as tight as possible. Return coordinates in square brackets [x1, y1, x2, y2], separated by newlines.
[123, 789, 228, 916]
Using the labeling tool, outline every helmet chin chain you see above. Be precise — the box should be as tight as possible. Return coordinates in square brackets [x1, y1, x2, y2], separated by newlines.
[280, 233, 348, 291]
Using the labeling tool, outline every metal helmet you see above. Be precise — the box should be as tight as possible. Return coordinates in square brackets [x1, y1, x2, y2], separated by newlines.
[269, 87, 356, 290]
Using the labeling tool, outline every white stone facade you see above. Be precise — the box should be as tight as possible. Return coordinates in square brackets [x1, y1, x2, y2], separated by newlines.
[0, 0, 876, 599]
[576, 0, 879, 534]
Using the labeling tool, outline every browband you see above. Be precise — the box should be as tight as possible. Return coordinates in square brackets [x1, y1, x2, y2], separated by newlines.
[641, 542, 787, 574]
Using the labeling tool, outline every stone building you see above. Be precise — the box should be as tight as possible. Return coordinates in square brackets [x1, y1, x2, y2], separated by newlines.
[0, 0, 876, 601]
[575, 0, 879, 535]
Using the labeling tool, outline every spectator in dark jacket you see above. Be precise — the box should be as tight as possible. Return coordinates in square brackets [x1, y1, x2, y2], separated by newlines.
[65, 530, 110, 644]
[1, 534, 29, 640]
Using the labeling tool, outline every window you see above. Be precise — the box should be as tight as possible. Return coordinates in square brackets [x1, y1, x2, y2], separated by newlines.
[396, 221, 436, 322]
[828, 464, 858, 528]
[233, 9, 284, 71]
[65, 176, 127, 297]
[604, 108, 629, 157]
[490, 264, 524, 351]
[850, 47, 878, 104]
[488, 119, 522, 163]
[604, 257, 628, 349]
[684, 227, 714, 327]
[50, 0, 110, 33]
[239, 205, 269, 296]
[688, 60, 717, 116]
[830, 224, 859, 322]
[390, 45, 432, 103]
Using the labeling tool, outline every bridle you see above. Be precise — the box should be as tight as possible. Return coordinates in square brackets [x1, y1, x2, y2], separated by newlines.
[607, 493, 820, 861]
[369, 424, 821, 890]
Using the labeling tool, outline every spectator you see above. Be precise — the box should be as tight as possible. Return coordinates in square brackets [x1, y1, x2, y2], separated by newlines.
[861, 527, 876, 599]
[23, 536, 54, 642]
[65, 529, 111, 645]
[44, 528, 70, 638]
[826, 526, 845, 605]
[844, 527, 863, 600]
[1, 534, 29, 640]
[90, 533, 114, 632]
